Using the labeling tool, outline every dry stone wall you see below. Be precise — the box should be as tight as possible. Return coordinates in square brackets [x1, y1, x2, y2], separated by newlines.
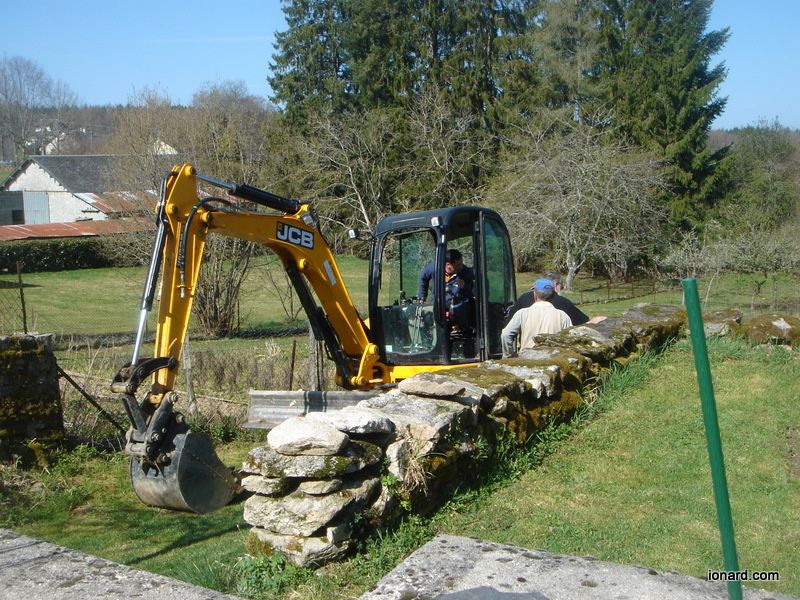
[0, 334, 63, 462]
[241, 304, 686, 568]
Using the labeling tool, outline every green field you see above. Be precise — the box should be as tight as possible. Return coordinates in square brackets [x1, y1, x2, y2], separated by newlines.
[2, 338, 797, 598]
[2, 258, 797, 337]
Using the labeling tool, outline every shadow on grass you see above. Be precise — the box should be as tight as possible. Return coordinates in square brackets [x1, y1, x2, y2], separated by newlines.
[0, 280, 39, 288]
[126, 520, 243, 566]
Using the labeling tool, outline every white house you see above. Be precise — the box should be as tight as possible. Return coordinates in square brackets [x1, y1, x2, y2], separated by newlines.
[0, 154, 179, 243]
[0, 155, 164, 226]
[1, 155, 121, 224]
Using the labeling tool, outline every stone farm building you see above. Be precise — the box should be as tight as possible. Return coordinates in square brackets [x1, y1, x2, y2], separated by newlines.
[0, 155, 158, 242]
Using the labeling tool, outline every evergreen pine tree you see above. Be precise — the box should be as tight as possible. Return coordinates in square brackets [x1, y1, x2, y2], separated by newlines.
[536, 0, 605, 118]
[600, 0, 729, 224]
[269, 0, 352, 123]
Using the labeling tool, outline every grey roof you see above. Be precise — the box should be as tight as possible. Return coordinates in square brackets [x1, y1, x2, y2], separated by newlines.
[30, 155, 119, 192]
[0, 154, 180, 193]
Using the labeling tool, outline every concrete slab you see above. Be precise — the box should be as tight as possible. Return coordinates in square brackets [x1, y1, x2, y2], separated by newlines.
[0, 529, 242, 600]
[362, 535, 794, 600]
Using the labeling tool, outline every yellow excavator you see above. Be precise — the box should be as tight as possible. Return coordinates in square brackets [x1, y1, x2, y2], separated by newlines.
[112, 164, 516, 513]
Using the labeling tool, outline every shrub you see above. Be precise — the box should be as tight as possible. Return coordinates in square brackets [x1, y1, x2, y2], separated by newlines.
[0, 235, 141, 273]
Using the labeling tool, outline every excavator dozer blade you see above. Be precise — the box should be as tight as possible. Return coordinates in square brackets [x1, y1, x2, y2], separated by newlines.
[130, 426, 237, 513]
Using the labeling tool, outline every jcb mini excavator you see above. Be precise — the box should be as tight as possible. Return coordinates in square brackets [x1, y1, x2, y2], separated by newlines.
[112, 164, 516, 513]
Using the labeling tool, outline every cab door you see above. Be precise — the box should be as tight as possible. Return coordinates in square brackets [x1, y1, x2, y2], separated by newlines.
[477, 213, 516, 359]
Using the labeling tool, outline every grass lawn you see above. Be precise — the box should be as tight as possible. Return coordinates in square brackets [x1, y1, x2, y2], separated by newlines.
[2, 338, 797, 598]
[2, 257, 797, 337]
[0, 439, 262, 592]
[438, 338, 800, 596]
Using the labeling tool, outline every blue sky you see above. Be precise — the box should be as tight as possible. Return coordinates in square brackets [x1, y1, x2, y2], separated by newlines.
[1, 1, 797, 129]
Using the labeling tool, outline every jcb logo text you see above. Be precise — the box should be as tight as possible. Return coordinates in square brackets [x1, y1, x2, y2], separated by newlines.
[277, 222, 314, 249]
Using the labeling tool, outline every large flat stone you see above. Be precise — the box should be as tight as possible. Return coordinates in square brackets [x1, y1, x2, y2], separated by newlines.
[357, 390, 478, 444]
[267, 416, 349, 456]
[397, 372, 485, 403]
[0, 528, 240, 600]
[362, 535, 795, 600]
[249, 528, 351, 568]
[305, 406, 395, 435]
[243, 439, 382, 479]
[243, 477, 380, 536]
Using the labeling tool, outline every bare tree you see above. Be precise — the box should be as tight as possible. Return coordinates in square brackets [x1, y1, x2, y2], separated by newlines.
[192, 237, 256, 336]
[107, 83, 276, 336]
[489, 110, 668, 289]
[300, 109, 398, 235]
[181, 81, 273, 182]
[657, 221, 734, 305]
[107, 87, 180, 191]
[660, 220, 800, 309]
[0, 56, 78, 162]
[103, 88, 181, 267]
[400, 86, 490, 208]
[728, 225, 800, 310]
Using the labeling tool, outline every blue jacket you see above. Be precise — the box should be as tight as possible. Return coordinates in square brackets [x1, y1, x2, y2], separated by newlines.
[418, 261, 475, 305]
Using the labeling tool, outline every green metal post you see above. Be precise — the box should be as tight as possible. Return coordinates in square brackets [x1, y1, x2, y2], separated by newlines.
[682, 277, 742, 600]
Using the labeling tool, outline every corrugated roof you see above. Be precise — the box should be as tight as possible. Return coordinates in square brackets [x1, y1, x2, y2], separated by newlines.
[74, 191, 157, 215]
[0, 218, 150, 242]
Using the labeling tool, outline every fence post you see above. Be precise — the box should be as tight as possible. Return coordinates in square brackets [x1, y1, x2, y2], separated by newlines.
[286, 339, 297, 390]
[182, 337, 198, 418]
[682, 277, 742, 600]
[307, 327, 318, 391]
[16, 262, 28, 334]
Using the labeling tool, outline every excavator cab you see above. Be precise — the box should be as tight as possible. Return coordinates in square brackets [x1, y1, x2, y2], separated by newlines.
[369, 207, 516, 368]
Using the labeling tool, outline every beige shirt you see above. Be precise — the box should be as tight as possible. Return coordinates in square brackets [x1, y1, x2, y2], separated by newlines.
[501, 301, 572, 356]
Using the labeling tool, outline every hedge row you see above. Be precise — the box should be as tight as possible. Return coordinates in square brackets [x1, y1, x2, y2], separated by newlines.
[0, 236, 143, 273]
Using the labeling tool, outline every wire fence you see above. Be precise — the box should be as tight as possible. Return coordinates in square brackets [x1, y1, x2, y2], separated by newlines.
[0, 264, 28, 335]
[53, 330, 326, 441]
[2, 261, 798, 441]
[0, 285, 24, 334]
[0, 259, 328, 441]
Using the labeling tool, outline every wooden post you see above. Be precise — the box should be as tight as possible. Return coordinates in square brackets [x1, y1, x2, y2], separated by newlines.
[287, 338, 297, 390]
[317, 340, 326, 390]
[307, 327, 317, 391]
[16, 262, 27, 334]
[182, 337, 198, 418]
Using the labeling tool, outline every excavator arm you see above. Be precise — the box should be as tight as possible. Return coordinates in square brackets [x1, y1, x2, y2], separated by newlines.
[112, 164, 381, 513]
[149, 164, 380, 392]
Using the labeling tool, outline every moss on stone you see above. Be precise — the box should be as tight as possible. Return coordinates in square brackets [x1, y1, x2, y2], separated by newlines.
[450, 366, 522, 388]
[0, 335, 64, 463]
[246, 530, 279, 558]
[737, 314, 800, 346]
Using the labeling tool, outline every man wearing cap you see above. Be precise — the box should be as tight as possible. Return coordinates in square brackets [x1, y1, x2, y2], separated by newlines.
[506, 272, 606, 326]
[501, 278, 572, 357]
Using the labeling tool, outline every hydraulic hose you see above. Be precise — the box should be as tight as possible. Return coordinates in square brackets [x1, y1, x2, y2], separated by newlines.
[176, 197, 234, 298]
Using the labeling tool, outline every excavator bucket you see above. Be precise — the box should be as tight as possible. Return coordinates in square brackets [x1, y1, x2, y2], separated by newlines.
[129, 420, 237, 513]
